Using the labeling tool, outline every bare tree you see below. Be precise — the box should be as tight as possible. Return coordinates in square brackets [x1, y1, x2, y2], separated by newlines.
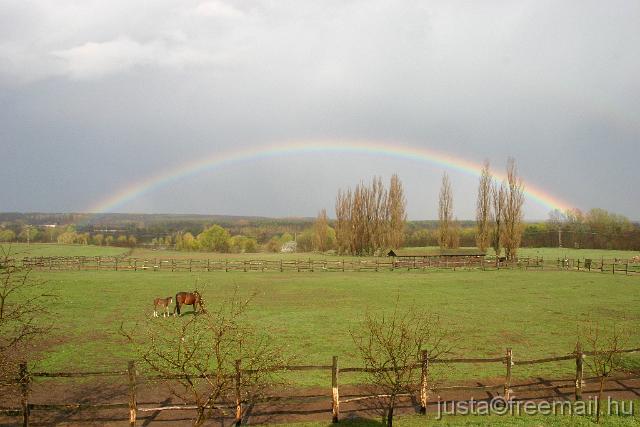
[502, 158, 525, 261]
[0, 247, 53, 390]
[351, 299, 455, 427]
[449, 217, 461, 249]
[475, 160, 493, 252]
[335, 189, 353, 255]
[122, 290, 290, 426]
[579, 321, 629, 423]
[491, 180, 506, 261]
[387, 174, 407, 250]
[437, 173, 454, 249]
[334, 176, 394, 255]
[313, 209, 329, 252]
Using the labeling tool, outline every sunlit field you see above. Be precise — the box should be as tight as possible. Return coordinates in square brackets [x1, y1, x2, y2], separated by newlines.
[25, 267, 640, 387]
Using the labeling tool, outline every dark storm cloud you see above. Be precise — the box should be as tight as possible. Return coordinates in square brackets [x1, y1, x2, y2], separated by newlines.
[1, 0, 638, 219]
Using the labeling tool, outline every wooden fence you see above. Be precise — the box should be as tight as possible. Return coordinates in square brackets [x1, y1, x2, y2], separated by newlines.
[4, 346, 640, 426]
[14, 255, 640, 275]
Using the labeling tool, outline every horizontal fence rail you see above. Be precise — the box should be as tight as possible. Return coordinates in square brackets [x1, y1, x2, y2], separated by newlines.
[11, 255, 640, 275]
[3, 347, 639, 426]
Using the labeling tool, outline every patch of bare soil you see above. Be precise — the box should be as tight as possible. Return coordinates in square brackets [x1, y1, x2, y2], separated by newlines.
[0, 376, 639, 426]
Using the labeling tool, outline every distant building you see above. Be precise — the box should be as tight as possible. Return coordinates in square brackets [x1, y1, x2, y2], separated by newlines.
[281, 241, 297, 253]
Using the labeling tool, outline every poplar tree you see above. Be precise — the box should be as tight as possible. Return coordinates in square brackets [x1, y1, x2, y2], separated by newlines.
[437, 173, 454, 249]
[475, 160, 493, 251]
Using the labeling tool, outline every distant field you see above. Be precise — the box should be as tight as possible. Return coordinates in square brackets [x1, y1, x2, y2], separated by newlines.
[4, 242, 638, 262]
[405, 246, 640, 260]
[25, 268, 640, 387]
[128, 247, 365, 261]
[1, 243, 129, 258]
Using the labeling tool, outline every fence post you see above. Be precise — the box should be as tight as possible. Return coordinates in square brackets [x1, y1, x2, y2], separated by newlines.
[577, 259, 580, 271]
[613, 262, 615, 275]
[128, 361, 137, 426]
[420, 350, 429, 414]
[626, 262, 629, 275]
[504, 348, 513, 400]
[332, 356, 340, 423]
[20, 362, 30, 427]
[601, 257, 604, 273]
[235, 359, 242, 426]
[575, 342, 584, 401]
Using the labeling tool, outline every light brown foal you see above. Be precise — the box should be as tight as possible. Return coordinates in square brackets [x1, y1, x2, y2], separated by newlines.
[153, 296, 173, 318]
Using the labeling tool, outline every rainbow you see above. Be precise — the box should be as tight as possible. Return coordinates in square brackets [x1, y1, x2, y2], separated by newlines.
[88, 139, 573, 214]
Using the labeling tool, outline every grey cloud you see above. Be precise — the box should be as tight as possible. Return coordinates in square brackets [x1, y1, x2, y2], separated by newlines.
[0, 0, 638, 218]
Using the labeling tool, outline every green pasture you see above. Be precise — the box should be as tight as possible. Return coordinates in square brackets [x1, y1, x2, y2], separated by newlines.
[1, 243, 129, 258]
[515, 247, 640, 261]
[128, 247, 365, 261]
[404, 246, 640, 261]
[5, 242, 639, 262]
[25, 267, 640, 387]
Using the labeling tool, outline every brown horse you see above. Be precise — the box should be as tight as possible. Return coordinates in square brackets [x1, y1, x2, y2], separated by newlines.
[153, 296, 173, 318]
[174, 291, 204, 316]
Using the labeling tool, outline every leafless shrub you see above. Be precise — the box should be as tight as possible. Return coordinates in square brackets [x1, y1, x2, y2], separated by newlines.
[0, 246, 54, 391]
[579, 320, 629, 423]
[122, 289, 291, 426]
[350, 298, 455, 427]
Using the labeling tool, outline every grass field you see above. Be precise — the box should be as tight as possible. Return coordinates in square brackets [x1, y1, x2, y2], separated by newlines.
[5, 242, 639, 262]
[2, 243, 130, 258]
[26, 267, 640, 387]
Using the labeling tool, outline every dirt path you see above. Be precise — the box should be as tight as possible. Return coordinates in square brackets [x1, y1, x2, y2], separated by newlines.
[1, 377, 639, 426]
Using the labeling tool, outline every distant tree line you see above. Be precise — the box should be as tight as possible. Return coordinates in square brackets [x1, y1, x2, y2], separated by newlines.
[2, 177, 639, 253]
[525, 208, 640, 250]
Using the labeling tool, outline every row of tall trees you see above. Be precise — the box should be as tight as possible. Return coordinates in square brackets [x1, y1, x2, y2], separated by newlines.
[473, 158, 525, 260]
[335, 175, 407, 255]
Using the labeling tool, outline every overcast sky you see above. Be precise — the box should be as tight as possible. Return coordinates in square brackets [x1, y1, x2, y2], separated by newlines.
[1, 0, 639, 220]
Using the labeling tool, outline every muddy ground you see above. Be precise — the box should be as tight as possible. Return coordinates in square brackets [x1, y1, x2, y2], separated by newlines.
[1, 376, 639, 426]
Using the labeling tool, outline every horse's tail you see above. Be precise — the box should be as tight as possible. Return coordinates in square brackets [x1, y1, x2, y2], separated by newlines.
[175, 293, 181, 315]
